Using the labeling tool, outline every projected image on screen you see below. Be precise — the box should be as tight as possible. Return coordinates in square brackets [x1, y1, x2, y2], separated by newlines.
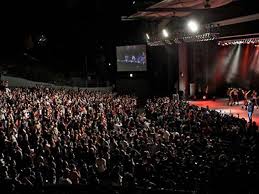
[117, 45, 147, 72]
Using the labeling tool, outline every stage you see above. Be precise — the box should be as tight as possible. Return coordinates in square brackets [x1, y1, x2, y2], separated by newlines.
[189, 98, 259, 124]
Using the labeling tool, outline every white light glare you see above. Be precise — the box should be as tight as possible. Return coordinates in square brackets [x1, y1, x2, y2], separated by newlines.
[162, 29, 169, 38]
[187, 20, 199, 33]
[129, 73, 133, 78]
[146, 33, 150, 40]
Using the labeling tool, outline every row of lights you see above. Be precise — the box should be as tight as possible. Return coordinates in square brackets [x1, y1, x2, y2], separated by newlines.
[182, 33, 218, 42]
[146, 20, 200, 41]
[218, 38, 259, 46]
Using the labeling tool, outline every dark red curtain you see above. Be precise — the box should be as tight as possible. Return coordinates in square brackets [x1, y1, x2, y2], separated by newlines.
[209, 44, 259, 90]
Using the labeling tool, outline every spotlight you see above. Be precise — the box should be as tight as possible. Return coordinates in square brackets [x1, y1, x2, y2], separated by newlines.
[162, 29, 169, 38]
[108, 63, 111, 66]
[129, 73, 133, 78]
[187, 20, 199, 33]
[146, 33, 150, 40]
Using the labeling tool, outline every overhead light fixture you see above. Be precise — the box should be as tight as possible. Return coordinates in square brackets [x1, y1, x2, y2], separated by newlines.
[162, 29, 169, 38]
[187, 20, 199, 33]
[146, 33, 150, 40]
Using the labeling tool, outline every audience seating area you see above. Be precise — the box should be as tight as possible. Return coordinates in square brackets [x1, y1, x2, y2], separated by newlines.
[0, 88, 259, 193]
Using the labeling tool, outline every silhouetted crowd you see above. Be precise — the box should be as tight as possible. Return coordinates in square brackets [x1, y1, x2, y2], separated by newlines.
[0, 88, 259, 193]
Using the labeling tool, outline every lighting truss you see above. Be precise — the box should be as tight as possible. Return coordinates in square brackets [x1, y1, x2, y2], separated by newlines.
[218, 37, 259, 46]
[182, 33, 219, 42]
[147, 33, 219, 46]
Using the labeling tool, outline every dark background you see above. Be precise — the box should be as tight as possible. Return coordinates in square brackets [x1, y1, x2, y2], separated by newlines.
[0, 0, 151, 75]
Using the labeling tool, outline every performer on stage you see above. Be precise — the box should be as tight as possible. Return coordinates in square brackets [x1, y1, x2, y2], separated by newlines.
[228, 88, 239, 106]
[247, 100, 255, 123]
[227, 88, 233, 106]
[242, 89, 251, 109]
[251, 90, 258, 108]
[233, 88, 239, 105]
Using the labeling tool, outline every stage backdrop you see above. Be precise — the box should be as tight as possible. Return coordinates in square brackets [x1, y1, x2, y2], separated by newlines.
[211, 44, 259, 90]
[187, 42, 259, 96]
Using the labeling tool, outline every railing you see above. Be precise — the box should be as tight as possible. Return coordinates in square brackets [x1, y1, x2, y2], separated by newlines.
[0, 75, 112, 91]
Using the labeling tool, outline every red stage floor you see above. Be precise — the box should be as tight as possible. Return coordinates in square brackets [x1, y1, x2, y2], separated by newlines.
[189, 98, 259, 124]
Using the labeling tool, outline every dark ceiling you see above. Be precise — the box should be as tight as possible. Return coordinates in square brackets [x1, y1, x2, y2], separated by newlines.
[0, 0, 159, 72]
[0, 0, 258, 73]
[0, 0, 153, 51]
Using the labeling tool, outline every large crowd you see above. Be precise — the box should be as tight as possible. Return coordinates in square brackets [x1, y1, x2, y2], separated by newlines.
[0, 87, 259, 193]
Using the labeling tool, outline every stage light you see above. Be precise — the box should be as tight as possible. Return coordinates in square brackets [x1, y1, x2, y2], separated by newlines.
[187, 20, 199, 33]
[108, 63, 111, 66]
[162, 29, 169, 38]
[226, 44, 241, 83]
[146, 33, 150, 40]
[129, 73, 133, 78]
